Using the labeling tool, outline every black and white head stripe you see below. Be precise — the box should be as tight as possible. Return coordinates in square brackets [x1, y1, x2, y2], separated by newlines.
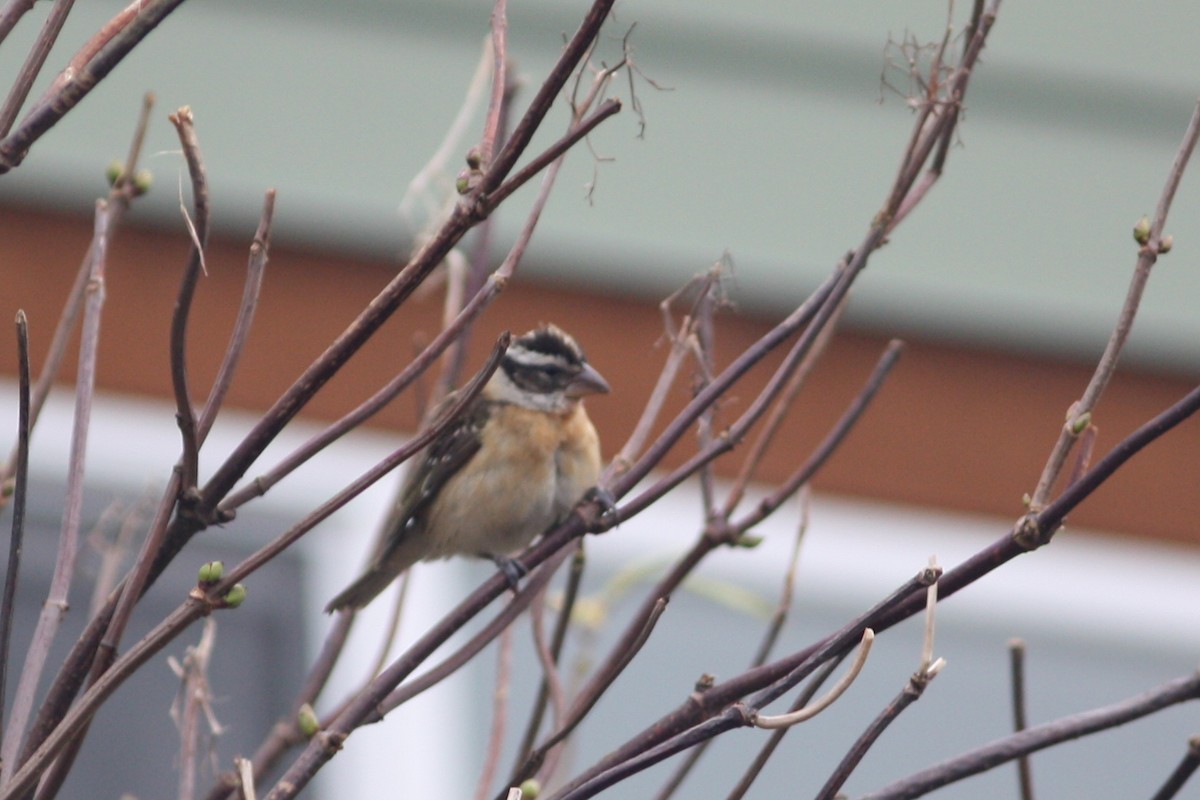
[502, 325, 587, 395]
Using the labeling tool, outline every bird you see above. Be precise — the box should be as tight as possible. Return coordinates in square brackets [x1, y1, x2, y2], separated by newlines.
[325, 324, 608, 612]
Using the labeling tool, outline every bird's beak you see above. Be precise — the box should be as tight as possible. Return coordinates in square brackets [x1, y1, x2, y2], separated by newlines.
[565, 362, 610, 398]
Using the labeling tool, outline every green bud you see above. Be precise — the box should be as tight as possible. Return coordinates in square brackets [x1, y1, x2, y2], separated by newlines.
[1133, 215, 1151, 245]
[132, 169, 153, 195]
[734, 534, 764, 549]
[223, 583, 247, 608]
[466, 147, 482, 170]
[197, 561, 224, 585]
[1070, 411, 1091, 434]
[106, 160, 124, 187]
[518, 779, 541, 799]
[297, 703, 319, 737]
[455, 173, 471, 194]
[1021, 492, 1032, 508]
[1158, 234, 1174, 254]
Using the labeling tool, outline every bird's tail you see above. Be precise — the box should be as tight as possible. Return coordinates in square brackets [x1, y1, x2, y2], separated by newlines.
[325, 567, 398, 613]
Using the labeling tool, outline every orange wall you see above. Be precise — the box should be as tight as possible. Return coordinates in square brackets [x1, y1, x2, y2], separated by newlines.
[2, 206, 1197, 545]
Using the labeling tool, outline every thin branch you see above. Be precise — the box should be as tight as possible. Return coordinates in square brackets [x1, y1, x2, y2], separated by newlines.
[0, 598, 223, 800]
[722, 296, 846, 517]
[167, 105, 209, 492]
[0, 92, 154, 496]
[862, 672, 1200, 800]
[475, 626, 514, 800]
[0, 0, 38, 48]
[732, 339, 904, 533]
[659, 494, 811, 800]
[720, 656, 845, 800]
[0, 0, 76, 138]
[512, 544, 583, 776]
[202, 613, 358, 800]
[475, 0, 616, 198]
[0, 0, 190, 174]
[1029, 97, 1200, 510]
[1009, 638, 1036, 800]
[1150, 735, 1200, 800]
[375, 549, 568, 719]
[0, 199, 111, 785]
[477, 0, 508, 168]
[0, 311, 32, 735]
[196, 189, 275, 444]
[173, 619, 219, 800]
[549, 568, 939, 800]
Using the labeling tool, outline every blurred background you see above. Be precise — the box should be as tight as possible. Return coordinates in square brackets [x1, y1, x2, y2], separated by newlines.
[0, 1, 1198, 798]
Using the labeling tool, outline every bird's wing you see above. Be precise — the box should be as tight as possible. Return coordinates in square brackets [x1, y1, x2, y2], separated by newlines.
[373, 391, 490, 563]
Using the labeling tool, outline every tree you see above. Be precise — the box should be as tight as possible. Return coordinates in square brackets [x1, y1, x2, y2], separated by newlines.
[0, 1, 1197, 798]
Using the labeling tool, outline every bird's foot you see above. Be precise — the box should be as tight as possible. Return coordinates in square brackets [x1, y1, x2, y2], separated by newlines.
[487, 553, 528, 591]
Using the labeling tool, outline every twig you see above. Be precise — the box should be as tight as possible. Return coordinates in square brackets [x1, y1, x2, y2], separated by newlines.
[549, 568, 939, 800]
[719, 656, 845, 800]
[602, 269, 720, 484]
[862, 672, 1200, 800]
[1029, 97, 1200, 511]
[1149, 735, 1200, 800]
[0, 311, 32, 736]
[167, 106, 209, 492]
[546, 598, 667, 753]
[0, 199, 111, 785]
[0, 92, 154, 496]
[722, 295, 846, 517]
[475, 0, 615, 199]
[478, 0, 508, 169]
[173, 619, 220, 800]
[475, 627, 514, 800]
[201, 24, 618, 519]
[375, 549, 569, 719]
[732, 339, 905, 533]
[0, 0, 38, 48]
[815, 565, 945, 800]
[0, 597, 230, 800]
[659, 494, 811, 800]
[196, 189, 275, 444]
[202, 613, 358, 800]
[235, 758, 257, 800]
[0, 0, 77, 138]
[1009, 638, 1035, 800]
[0, 0, 190, 174]
[511, 544, 583, 776]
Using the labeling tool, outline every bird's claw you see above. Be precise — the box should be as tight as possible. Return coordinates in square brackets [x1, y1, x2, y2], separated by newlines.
[489, 554, 528, 591]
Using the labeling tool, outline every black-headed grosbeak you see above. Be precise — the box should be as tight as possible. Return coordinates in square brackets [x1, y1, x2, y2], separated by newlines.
[326, 324, 608, 612]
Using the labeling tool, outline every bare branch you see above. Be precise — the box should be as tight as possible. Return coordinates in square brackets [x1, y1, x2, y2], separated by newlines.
[1009, 638, 1036, 800]
[1150, 735, 1200, 800]
[0, 199, 112, 785]
[862, 672, 1200, 800]
[0, 311, 32, 736]
[0, 0, 190, 174]
[1029, 97, 1200, 510]
[0, 0, 77, 138]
